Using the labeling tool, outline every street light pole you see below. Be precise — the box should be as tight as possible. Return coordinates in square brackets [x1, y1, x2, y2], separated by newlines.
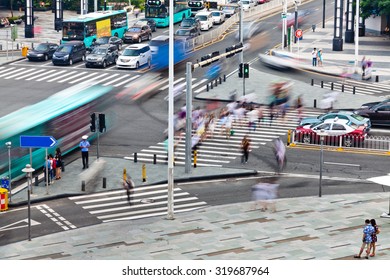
[5, 142, 12, 202]
[22, 164, 35, 241]
[354, 0, 360, 67]
[322, 0, 326, 28]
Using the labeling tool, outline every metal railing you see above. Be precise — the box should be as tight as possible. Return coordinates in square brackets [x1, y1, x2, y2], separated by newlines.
[290, 130, 390, 153]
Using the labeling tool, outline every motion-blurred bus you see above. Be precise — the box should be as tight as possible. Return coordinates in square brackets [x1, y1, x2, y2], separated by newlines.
[61, 10, 128, 47]
[0, 84, 114, 181]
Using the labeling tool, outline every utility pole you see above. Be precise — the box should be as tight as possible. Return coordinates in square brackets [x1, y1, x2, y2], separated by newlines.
[282, 0, 287, 49]
[354, 0, 360, 67]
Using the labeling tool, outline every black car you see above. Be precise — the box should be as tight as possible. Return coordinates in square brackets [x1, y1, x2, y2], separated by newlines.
[91, 36, 123, 51]
[133, 18, 157, 32]
[180, 18, 201, 34]
[26, 43, 59, 61]
[85, 44, 119, 68]
[174, 27, 199, 41]
[52, 41, 86, 66]
[354, 100, 390, 127]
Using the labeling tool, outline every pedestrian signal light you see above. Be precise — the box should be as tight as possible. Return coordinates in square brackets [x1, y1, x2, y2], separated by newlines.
[238, 63, 243, 78]
[90, 113, 96, 132]
[244, 63, 249, 78]
[98, 113, 106, 133]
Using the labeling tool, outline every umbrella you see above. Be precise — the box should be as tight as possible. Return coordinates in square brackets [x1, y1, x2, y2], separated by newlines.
[367, 174, 390, 217]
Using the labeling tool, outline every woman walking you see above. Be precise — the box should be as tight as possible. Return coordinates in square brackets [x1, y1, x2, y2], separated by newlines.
[370, 219, 380, 257]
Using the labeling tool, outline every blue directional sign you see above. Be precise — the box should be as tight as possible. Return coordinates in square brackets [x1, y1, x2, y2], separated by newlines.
[20, 135, 57, 148]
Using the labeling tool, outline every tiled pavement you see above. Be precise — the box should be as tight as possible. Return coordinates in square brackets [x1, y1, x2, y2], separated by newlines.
[2, 191, 390, 260]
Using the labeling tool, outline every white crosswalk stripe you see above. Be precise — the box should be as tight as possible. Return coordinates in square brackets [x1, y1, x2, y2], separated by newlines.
[68, 184, 207, 222]
[128, 108, 321, 167]
[312, 80, 388, 95]
[0, 66, 212, 91]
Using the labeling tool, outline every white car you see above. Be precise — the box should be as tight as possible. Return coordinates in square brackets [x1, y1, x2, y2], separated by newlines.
[195, 11, 214, 31]
[211, 11, 225, 24]
[116, 44, 151, 69]
[240, 0, 255, 11]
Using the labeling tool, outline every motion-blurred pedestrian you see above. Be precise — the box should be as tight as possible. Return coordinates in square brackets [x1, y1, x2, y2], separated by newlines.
[123, 175, 135, 206]
[251, 178, 279, 212]
[241, 135, 251, 164]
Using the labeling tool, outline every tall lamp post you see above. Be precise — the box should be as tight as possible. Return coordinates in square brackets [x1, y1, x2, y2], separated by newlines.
[5, 142, 12, 202]
[316, 129, 328, 197]
[22, 164, 35, 241]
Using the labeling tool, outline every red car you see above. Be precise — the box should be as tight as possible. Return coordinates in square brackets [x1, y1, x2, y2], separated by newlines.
[295, 118, 367, 147]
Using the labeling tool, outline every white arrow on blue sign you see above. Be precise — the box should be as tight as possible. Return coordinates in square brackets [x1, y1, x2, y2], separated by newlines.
[20, 135, 57, 148]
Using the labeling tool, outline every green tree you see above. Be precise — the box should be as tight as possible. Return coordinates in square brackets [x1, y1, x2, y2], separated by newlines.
[360, 0, 390, 19]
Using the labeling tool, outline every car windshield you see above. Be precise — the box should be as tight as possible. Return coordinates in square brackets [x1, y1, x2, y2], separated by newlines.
[196, 15, 207, 21]
[35, 44, 49, 51]
[176, 30, 190, 36]
[96, 37, 109, 44]
[91, 48, 107, 55]
[223, 7, 234, 11]
[56, 45, 72, 53]
[212, 12, 220, 16]
[127, 27, 141, 32]
[242, 1, 250, 4]
[122, 49, 140, 56]
[181, 20, 192, 27]
[351, 114, 365, 121]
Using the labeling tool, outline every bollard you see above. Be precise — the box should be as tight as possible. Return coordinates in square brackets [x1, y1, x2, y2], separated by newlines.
[219, 77, 222, 84]
[353, 86, 355, 95]
[331, 82, 334, 90]
[341, 84, 344, 92]
[321, 81, 323, 88]
[61, 161, 65, 172]
[215, 79, 218, 87]
[134, 152, 137, 163]
[193, 150, 197, 168]
[314, 99, 317, 108]
[81, 180, 86, 191]
[210, 82, 213, 89]
[375, 75, 379, 82]
[0, 44, 2, 51]
[153, 154, 157, 164]
[206, 84, 209, 91]
[123, 168, 127, 185]
[34, 176, 38, 186]
[311, 79, 314, 86]
[223, 74, 226, 82]
[142, 164, 146, 182]
[287, 130, 291, 146]
[103, 177, 106, 188]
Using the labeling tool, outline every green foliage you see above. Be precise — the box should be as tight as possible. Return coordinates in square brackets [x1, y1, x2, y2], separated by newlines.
[360, 0, 390, 19]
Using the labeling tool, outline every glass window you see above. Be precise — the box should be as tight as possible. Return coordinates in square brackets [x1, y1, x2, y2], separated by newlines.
[332, 124, 346, 131]
[122, 49, 140, 56]
[314, 123, 331, 130]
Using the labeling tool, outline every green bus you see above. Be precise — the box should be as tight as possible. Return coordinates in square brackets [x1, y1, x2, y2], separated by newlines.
[145, 0, 192, 27]
[61, 10, 128, 48]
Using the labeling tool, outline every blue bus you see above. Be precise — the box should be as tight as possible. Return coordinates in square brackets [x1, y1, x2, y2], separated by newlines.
[0, 83, 114, 181]
[61, 10, 128, 47]
[145, 0, 192, 27]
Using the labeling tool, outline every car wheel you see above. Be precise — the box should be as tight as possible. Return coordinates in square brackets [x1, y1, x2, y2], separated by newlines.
[114, 56, 118, 64]
[135, 61, 139, 69]
[44, 54, 49, 61]
[69, 59, 73, 65]
[138, 37, 142, 43]
[82, 55, 85, 61]
[118, 44, 122, 50]
[303, 135, 311, 144]
[344, 138, 352, 147]
[148, 33, 152, 40]
[153, 27, 156, 32]
[102, 61, 107, 68]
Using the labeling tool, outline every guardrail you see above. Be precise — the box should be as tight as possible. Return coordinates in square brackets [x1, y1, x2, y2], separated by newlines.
[289, 130, 390, 153]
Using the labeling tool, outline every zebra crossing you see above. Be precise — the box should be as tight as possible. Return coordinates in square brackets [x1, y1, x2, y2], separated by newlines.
[68, 183, 207, 223]
[311, 79, 389, 96]
[0, 66, 209, 93]
[128, 108, 321, 167]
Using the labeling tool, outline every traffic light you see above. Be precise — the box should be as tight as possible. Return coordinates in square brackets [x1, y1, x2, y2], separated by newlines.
[98, 113, 106, 133]
[188, 1, 203, 8]
[90, 113, 96, 132]
[204, 1, 210, 9]
[147, 0, 162, 6]
[238, 63, 243, 78]
[244, 63, 249, 78]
